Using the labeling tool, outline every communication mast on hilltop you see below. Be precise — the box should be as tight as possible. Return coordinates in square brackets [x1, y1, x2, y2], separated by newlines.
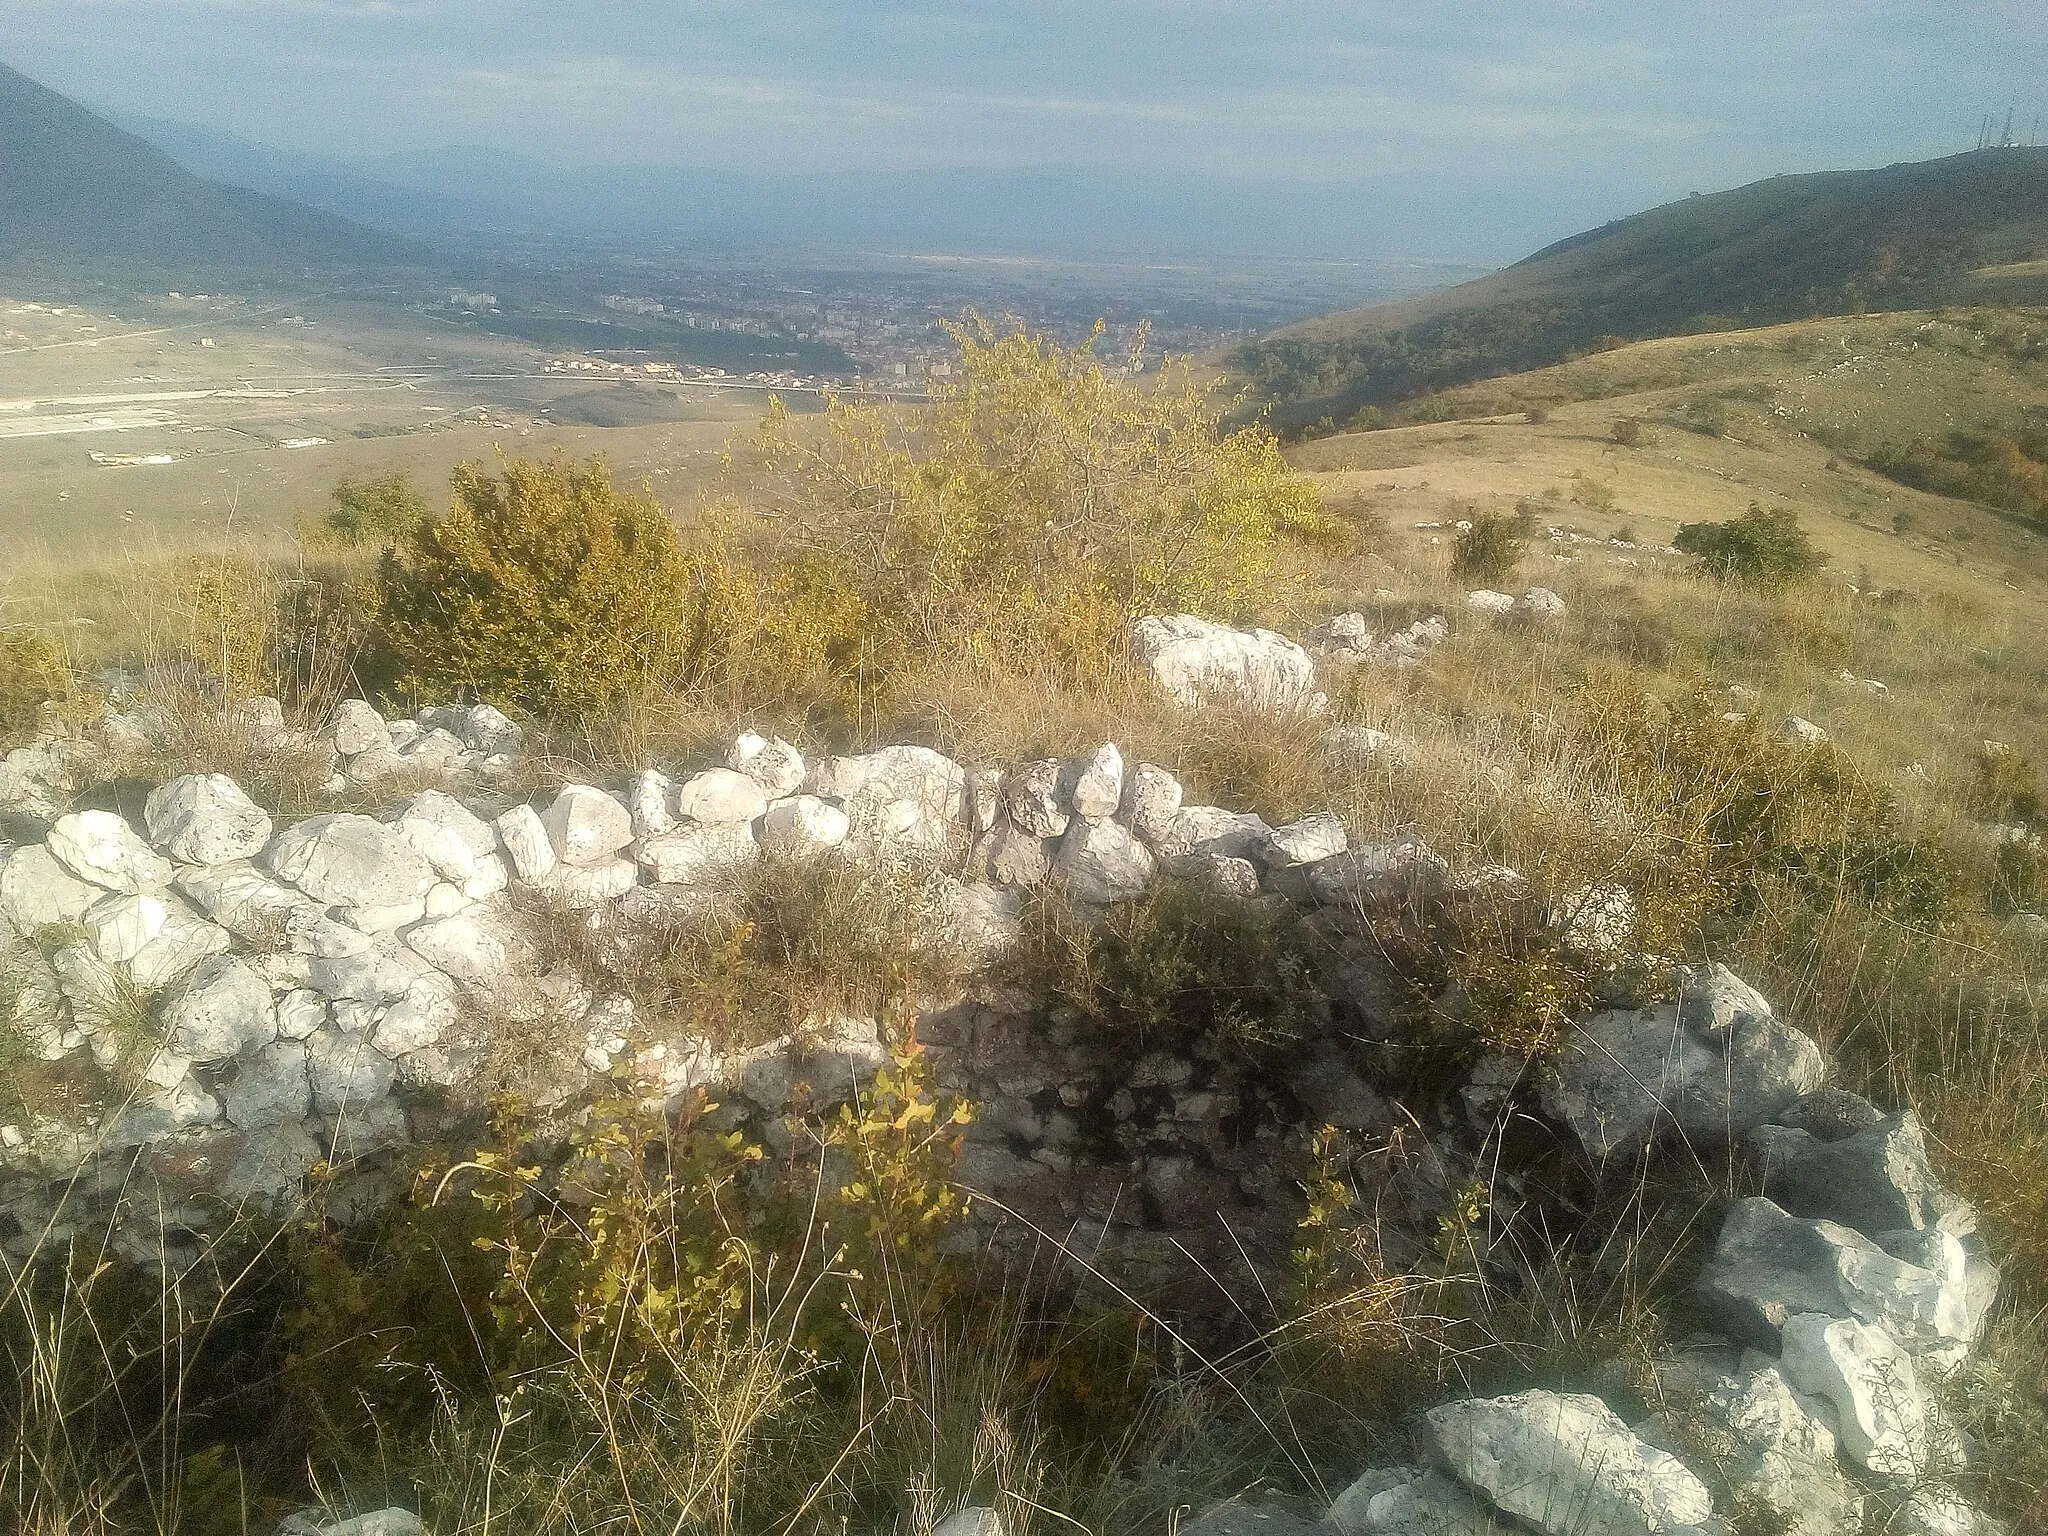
[1976, 104, 2043, 150]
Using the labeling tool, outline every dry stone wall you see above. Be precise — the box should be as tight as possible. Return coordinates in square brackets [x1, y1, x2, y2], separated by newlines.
[0, 611, 2015, 1536]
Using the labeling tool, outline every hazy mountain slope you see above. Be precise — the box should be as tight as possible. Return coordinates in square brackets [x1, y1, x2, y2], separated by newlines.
[0, 62, 411, 283]
[1228, 149, 2048, 432]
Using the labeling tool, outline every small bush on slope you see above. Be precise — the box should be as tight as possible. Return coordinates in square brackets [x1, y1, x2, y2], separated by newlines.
[368, 455, 697, 715]
[0, 627, 67, 746]
[1673, 503, 1821, 587]
[698, 318, 1334, 716]
[1449, 512, 1524, 585]
[321, 471, 429, 547]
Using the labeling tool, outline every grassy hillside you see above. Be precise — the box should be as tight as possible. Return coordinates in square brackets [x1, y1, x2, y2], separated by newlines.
[0, 62, 411, 285]
[1227, 149, 2048, 434]
[10, 316, 2048, 1532]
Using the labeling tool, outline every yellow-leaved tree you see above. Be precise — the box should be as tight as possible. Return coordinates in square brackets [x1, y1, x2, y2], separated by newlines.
[700, 318, 1333, 711]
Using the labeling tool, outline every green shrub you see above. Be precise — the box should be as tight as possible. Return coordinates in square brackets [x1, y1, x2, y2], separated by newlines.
[1450, 513, 1525, 585]
[1010, 878, 1328, 1068]
[368, 456, 698, 715]
[0, 627, 67, 746]
[1611, 416, 1653, 448]
[1673, 503, 1821, 587]
[322, 472, 429, 547]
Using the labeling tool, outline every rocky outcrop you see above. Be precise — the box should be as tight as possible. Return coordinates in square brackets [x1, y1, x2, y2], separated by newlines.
[1130, 614, 1320, 709]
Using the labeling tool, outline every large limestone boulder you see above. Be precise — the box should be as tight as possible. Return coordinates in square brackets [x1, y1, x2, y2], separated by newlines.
[1260, 812, 1347, 869]
[0, 843, 102, 927]
[1780, 1312, 1932, 1477]
[1054, 819, 1155, 903]
[163, 956, 277, 1063]
[389, 792, 504, 900]
[144, 775, 273, 866]
[1694, 1197, 1989, 1365]
[403, 906, 536, 993]
[49, 810, 173, 893]
[327, 700, 391, 757]
[1131, 614, 1317, 710]
[1420, 1390, 1712, 1536]
[1122, 762, 1184, 842]
[727, 732, 805, 798]
[1066, 744, 1124, 822]
[494, 804, 557, 884]
[635, 823, 760, 886]
[263, 815, 436, 913]
[539, 784, 634, 867]
[759, 795, 849, 855]
[1750, 1111, 1962, 1235]
[176, 862, 318, 939]
[224, 1041, 313, 1130]
[1543, 987, 1824, 1161]
[1002, 759, 1070, 838]
[1690, 1356, 1864, 1536]
[674, 768, 769, 826]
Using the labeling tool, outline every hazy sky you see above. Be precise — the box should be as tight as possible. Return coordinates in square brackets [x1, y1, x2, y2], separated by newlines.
[9, 2, 2046, 215]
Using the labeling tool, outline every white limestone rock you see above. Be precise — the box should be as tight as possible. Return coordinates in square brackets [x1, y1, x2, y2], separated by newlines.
[1696, 1358, 1864, 1536]
[1783, 715, 1830, 746]
[1780, 1313, 1930, 1477]
[176, 868, 321, 950]
[1545, 999, 1825, 1161]
[275, 988, 329, 1041]
[0, 843, 101, 927]
[1155, 805, 1273, 863]
[1130, 614, 1318, 711]
[328, 700, 391, 757]
[101, 1076, 222, 1151]
[1260, 811, 1347, 869]
[263, 814, 435, 912]
[1066, 743, 1124, 822]
[144, 774, 273, 866]
[1749, 1111, 1962, 1236]
[759, 795, 849, 855]
[1520, 587, 1567, 619]
[163, 956, 277, 1063]
[224, 1041, 312, 1130]
[1002, 759, 1070, 838]
[1678, 961, 1775, 1038]
[127, 908, 233, 991]
[1122, 762, 1184, 843]
[494, 803, 557, 884]
[389, 792, 501, 897]
[83, 891, 167, 965]
[1421, 1390, 1712, 1536]
[635, 823, 760, 885]
[403, 906, 536, 992]
[1695, 1197, 1987, 1367]
[305, 1026, 398, 1116]
[980, 821, 1054, 887]
[674, 767, 769, 826]
[627, 768, 677, 838]
[727, 731, 805, 798]
[1464, 589, 1517, 615]
[1053, 819, 1155, 904]
[1306, 833, 1451, 907]
[539, 784, 634, 866]
[543, 857, 640, 909]
[48, 810, 173, 893]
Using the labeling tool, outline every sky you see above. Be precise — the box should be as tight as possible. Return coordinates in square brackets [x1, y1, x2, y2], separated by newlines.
[8, 1, 2047, 258]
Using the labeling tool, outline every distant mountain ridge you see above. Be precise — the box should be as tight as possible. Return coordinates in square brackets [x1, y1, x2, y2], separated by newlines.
[0, 62, 412, 284]
[1227, 149, 2048, 432]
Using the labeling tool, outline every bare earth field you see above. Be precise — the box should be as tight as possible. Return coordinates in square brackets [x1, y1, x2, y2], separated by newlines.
[0, 292, 769, 559]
